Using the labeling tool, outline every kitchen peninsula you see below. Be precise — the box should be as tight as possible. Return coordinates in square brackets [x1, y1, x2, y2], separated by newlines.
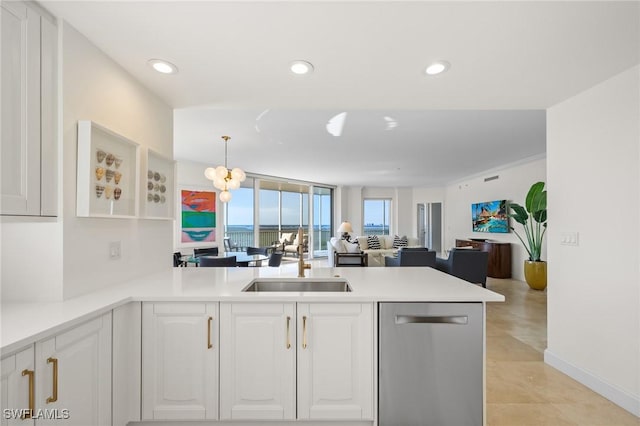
[1, 267, 503, 426]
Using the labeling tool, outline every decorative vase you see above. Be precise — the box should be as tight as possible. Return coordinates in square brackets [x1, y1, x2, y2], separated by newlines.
[524, 261, 547, 290]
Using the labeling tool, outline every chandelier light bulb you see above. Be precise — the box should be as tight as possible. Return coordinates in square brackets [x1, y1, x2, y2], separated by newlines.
[215, 166, 228, 179]
[231, 168, 246, 182]
[204, 167, 217, 180]
[227, 178, 241, 190]
[219, 190, 232, 203]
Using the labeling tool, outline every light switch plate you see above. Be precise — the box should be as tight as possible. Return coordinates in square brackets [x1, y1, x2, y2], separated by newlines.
[109, 241, 121, 259]
[560, 232, 579, 246]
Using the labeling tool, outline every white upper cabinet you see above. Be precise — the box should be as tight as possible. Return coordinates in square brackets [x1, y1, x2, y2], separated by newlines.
[219, 303, 296, 420]
[1, 1, 57, 216]
[297, 303, 374, 420]
[142, 303, 219, 420]
[35, 313, 112, 426]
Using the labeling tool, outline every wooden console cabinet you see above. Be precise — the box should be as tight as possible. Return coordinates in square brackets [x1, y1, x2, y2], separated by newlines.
[456, 239, 511, 278]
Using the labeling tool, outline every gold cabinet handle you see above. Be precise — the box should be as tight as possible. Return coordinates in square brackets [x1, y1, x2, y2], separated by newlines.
[207, 316, 213, 349]
[302, 316, 308, 349]
[46, 357, 58, 403]
[286, 316, 291, 349]
[21, 369, 34, 419]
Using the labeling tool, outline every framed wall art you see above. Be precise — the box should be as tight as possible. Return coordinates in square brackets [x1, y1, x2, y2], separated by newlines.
[179, 188, 217, 246]
[143, 149, 175, 219]
[76, 121, 140, 218]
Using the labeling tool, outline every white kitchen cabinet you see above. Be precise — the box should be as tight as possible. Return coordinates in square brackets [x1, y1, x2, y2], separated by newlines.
[1, 346, 35, 425]
[142, 303, 218, 420]
[1, 0, 57, 216]
[220, 302, 373, 421]
[297, 303, 373, 420]
[219, 303, 296, 420]
[35, 312, 112, 426]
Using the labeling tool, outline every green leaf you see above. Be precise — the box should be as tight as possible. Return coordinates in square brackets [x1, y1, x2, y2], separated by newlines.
[532, 210, 547, 223]
[509, 203, 528, 225]
[525, 182, 545, 212]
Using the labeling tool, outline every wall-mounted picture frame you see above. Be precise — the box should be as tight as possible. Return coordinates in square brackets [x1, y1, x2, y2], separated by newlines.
[143, 149, 176, 219]
[471, 199, 509, 233]
[76, 121, 140, 218]
[178, 187, 217, 248]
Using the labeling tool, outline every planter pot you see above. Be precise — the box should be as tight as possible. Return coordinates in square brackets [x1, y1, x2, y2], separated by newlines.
[524, 261, 547, 290]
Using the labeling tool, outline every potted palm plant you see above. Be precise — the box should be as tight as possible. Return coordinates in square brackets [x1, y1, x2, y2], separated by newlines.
[509, 181, 547, 290]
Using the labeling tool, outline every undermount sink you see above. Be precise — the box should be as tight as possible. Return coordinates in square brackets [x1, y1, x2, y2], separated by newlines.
[242, 279, 352, 292]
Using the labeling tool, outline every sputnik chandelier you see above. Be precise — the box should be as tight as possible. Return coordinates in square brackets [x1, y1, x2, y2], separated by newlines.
[204, 136, 246, 202]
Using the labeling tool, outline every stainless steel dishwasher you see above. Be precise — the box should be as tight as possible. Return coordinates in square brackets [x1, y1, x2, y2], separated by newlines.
[379, 302, 483, 426]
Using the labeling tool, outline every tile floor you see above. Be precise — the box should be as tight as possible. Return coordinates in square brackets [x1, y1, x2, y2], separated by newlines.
[485, 278, 638, 426]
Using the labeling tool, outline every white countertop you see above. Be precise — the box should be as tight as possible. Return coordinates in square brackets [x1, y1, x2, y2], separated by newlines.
[1, 266, 504, 356]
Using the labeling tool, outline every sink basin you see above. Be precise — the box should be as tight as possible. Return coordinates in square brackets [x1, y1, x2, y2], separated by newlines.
[242, 279, 352, 292]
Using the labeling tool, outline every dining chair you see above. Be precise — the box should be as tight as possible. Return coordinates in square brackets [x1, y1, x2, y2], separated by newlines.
[199, 256, 237, 267]
[223, 237, 242, 252]
[247, 247, 268, 256]
[268, 251, 284, 267]
[194, 247, 219, 257]
[173, 252, 186, 267]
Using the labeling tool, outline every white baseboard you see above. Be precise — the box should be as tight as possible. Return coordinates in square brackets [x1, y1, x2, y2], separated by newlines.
[544, 349, 640, 417]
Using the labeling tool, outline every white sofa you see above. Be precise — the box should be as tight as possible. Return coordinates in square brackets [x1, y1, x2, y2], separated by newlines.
[327, 235, 421, 267]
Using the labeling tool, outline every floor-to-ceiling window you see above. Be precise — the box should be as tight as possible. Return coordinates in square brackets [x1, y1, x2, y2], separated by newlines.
[313, 186, 332, 256]
[363, 198, 391, 235]
[225, 176, 333, 257]
[224, 178, 254, 247]
[258, 187, 280, 246]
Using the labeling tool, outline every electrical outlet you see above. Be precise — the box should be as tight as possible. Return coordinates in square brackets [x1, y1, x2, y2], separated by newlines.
[109, 241, 121, 260]
[560, 232, 579, 246]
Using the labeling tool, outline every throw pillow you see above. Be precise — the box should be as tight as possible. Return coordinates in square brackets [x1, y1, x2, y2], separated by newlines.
[367, 235, 381, 250]
[279, 233, 293, 245]
[393, 235, 409, 248]
[356, 236, 369, 250]
[330, 237, 346, 253]
[345, 241, 360, 253]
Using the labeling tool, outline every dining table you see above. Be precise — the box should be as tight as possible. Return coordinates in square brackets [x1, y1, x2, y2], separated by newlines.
[183, 252, 270, 267]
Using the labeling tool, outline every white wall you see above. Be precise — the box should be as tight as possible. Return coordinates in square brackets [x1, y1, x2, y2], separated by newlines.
[441, 157, 547, 281]
[1, 217, 63, 301]
[545, 65, 640, 415]
[61, 23, 173, 299]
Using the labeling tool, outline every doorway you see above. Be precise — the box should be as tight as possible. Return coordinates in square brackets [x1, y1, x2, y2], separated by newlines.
[417, 202, 442, 253]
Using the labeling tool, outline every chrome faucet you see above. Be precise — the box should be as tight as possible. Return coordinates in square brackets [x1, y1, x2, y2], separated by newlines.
[296, 228, 311, 277]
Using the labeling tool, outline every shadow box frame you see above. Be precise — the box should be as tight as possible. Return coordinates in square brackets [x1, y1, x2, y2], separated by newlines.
[76, 120, 140, 218]
[142, 149, 176, 220]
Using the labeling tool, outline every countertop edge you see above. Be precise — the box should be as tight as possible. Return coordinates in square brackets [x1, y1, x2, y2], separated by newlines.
[1, 267, 505, 356]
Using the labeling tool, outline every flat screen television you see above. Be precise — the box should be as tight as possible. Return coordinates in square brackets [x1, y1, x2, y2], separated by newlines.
[472, 200, 509, 233]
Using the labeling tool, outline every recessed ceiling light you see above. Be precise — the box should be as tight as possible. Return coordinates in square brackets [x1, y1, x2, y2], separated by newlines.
[290, 60, 314, 75]
[425, 61, 450, 76]
[147, 59, 178, 74]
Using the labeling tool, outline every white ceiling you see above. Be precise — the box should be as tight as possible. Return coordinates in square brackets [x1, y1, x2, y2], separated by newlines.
[43, 1, 640, 187]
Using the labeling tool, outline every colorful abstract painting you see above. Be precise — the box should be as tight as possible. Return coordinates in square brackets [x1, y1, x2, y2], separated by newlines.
[472, 200, 509, 233]
[181, 190, 216, 242]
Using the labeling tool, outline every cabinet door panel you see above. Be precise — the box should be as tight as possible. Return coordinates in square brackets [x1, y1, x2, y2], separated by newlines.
[0, 2, 41, 215]
[36, 313, 111, 426]
[142, 303, 218, 420]
[297, 303, 373, 420]
[1, 347, 35, 426]
[220, 303, 295, 420]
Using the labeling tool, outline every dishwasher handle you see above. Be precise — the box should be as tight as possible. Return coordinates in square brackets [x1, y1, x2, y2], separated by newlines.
[395, 314, 468, 325]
